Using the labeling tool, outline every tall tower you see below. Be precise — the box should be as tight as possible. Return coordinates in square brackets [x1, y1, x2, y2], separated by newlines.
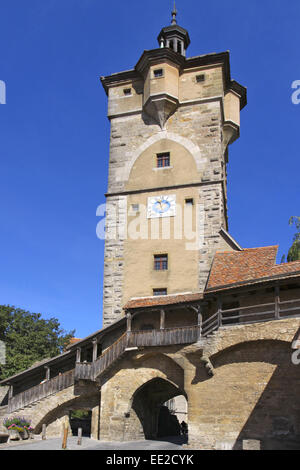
[100, 8, 246, 327]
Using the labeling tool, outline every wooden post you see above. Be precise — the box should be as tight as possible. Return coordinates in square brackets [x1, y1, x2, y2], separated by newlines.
[275, 285, 280, 320]
[126, 311, 132, 332]
[197, 305, 203, 341]
[92, 339, 98, 362]
[76, 347, 81, 363]
[8, 385, 13, 399]
[160, 309, 165, 330]
[45, 366, 50, 381]
[126, 311, 132, 347]
[77, 427, 82, 446]
[62, 424, 68, 449]
[217, 296, 222, 327]
[42, 424, 47, 440]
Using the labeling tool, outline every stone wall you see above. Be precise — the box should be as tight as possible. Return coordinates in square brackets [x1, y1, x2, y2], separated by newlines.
[186, 317, 300, 449]
[98, 318, 300, 450]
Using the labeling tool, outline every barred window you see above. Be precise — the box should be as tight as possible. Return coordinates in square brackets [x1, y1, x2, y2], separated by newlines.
[157, 152, 170, 168]
[154, 254, 168, 271]
[153, 288, 167, 296]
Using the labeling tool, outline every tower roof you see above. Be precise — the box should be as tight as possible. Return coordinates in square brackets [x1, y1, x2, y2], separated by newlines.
[157, 3, 190, 54]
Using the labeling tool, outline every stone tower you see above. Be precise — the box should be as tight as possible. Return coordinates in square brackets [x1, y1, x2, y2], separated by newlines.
[100, 8, 246, 327]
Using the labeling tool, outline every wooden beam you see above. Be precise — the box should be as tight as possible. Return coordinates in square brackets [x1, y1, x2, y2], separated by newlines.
[126, 312, 132, 332]
[92, 339, 98, 362]
[275, 284, 280, 319]
[197, 305, 203, 341]
[44, 366, 50, 381]
[76, 347, 81, 363]
[160, 309, 165, 330]
[217, 296, 222, 327]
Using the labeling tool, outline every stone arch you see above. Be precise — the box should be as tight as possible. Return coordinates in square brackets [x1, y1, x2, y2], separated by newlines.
[124, 131, 205, 183]
[126, 376, 186, 440]
[34, 391, 99, 437]
[210, 339, 291, 366]
[99, 349, 187, 441]
[22, 382, 100, 438]
[128, 351, 185, 391]
[203, 318, 300, 360]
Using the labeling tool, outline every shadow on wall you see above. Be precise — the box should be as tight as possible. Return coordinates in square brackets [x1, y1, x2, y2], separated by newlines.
[211, 340, 300, 451]
[234, 361, 300, 450]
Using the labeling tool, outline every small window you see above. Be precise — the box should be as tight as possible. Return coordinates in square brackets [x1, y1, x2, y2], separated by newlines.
[123, 88, 132, 95]
[185, 198, 194, 206]
[154, 254, 168, 271]
[196, 74, 205, 83]
[157, 152, 170, 168]
[154, 68, 164, 78]
[153, 288, 167, 296]
[131, 204, 140, 212]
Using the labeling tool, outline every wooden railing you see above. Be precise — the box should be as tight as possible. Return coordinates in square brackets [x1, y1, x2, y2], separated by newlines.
[8, 298, 300, 412]
[202, 297, 300, 336]
[90, 332, 128, 380]
[75, 325, 201, 382]
[128, 325, 200, 348]
[8, 369, 75, 413]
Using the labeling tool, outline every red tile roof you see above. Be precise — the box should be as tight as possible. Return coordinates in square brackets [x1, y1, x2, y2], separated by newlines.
[68, 338, 82, 346]
[124, 292, 203, 310]
[124, 246, 300, 310]
[207, 246, 300, 291]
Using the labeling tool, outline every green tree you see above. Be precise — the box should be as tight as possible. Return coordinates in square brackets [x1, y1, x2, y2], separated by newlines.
[287, 216, 300, 262]
[0, 305, 75, 380]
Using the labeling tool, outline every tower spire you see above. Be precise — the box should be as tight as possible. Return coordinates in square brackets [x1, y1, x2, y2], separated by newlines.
[171, 1, 177, 25]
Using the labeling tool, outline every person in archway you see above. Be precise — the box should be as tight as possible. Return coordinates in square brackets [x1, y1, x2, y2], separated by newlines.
[180, 421, 188, 436]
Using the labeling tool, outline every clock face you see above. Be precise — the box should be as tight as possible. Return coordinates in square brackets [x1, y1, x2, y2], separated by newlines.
[147, 195, 176, 219]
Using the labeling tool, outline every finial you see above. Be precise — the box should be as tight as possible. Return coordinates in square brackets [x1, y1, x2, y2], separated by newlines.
[171, 1, 177, 25]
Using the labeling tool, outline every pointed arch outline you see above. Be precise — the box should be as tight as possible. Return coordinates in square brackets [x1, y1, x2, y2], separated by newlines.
[122, 131, 206, 183]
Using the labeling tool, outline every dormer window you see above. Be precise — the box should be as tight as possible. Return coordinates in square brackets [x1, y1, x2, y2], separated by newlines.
[154, 68, 164, 78]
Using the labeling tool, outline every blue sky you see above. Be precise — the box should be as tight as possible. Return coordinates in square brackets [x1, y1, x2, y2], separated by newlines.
[0, 0, 299, 338]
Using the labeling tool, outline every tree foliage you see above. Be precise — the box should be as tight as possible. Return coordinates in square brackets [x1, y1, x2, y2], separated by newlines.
[287, 217, 300, 262]
[0, 305, 75, 380]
